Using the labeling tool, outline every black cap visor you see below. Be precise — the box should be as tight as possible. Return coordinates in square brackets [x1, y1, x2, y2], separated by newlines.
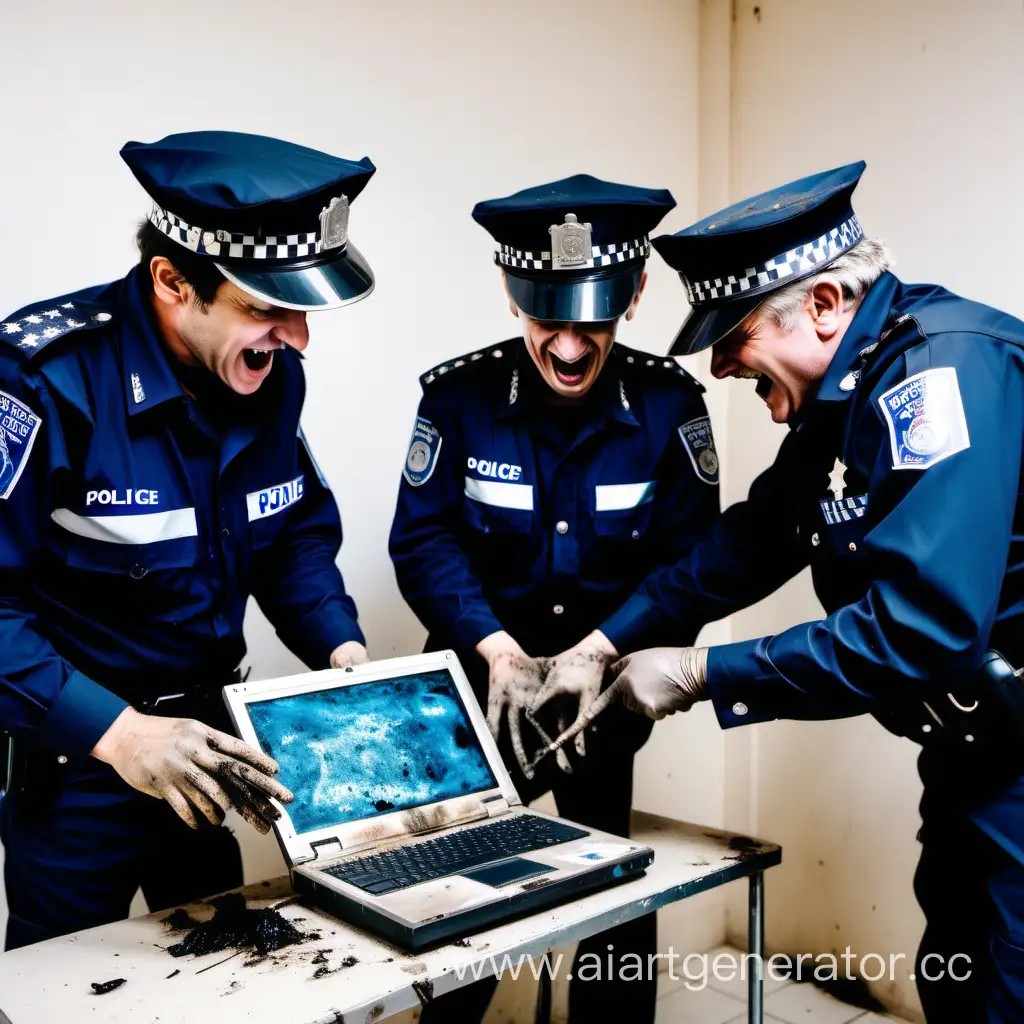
[668, 292, 766, 356]
[504, 265, 643, 323]
[216, 242, 374, 312]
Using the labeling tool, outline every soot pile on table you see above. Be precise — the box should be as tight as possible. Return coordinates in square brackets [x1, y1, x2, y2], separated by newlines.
[165, 893, 308, 958]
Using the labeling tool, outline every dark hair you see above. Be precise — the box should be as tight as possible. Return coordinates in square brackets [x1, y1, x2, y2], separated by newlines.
[136, 219, 227, 308]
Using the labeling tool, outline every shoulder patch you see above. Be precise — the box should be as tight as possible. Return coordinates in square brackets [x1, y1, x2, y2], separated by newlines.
[403, 415, 442, 486]
[0, 390, 42, 499]
[1, 298, 114, 360]
[678, 415, 719, 485]
[420, 341, 514, 388]
[878, 366, 970, 470]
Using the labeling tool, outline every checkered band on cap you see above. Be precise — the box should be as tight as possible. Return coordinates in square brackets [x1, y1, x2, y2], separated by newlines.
[681, 215, 863, 305]
[149, 206, 333, 260]
[496, 236, 650, 272]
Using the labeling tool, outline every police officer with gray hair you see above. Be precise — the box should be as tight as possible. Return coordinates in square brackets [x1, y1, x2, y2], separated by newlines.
[543, 161, 1024, 1021]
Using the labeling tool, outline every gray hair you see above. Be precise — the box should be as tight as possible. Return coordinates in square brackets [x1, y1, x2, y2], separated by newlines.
[753, 237, 893, 330]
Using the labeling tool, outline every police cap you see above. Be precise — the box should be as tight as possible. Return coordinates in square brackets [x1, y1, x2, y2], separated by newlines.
[121, 131, 376, 311]
[653, 161, 867, 355]
[472, 174, 675, 323]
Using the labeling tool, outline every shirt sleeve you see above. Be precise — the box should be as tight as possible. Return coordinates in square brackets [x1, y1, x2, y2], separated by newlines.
[251, 428, 364, 668]
[600, 425, 808, 653]
[389, 388, 505, 650]
[604, 387, 722, 651]
[0, 357, 129, 755]
[707, 333, 1023, 729]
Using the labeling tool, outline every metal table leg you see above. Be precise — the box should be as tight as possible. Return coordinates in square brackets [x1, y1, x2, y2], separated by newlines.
[749, 870, 764, 1024]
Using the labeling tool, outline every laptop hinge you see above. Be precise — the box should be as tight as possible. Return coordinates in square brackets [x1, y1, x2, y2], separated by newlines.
[308, 837, 344, 862]
[481, 794, 510, 817]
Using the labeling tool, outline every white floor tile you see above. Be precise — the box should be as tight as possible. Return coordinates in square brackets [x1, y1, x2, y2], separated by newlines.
[701, 944, 793, 1002]
[656, 983, 746, 1024]
[764, 981, 867, 1024]
[852, 1015, 909, 1023]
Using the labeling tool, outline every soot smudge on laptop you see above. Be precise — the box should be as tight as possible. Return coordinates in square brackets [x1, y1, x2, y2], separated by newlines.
[248, 670, 498, 833]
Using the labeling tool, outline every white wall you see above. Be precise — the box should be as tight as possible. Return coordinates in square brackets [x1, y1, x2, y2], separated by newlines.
[719, 2, 1024, 1019]
[0, 0, 730, 959]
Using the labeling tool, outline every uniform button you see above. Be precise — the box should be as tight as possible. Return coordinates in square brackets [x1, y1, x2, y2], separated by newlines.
[222, 527, 231, 538]
[130, 563, 148, 580]
[57, 755, 68, 765]
[810, 533, 820, 547]
[848, 542, 857, 552]
[732, 702, 748, 716]
[552, 604, 564, 615]
[555, 520, 569, 535]
[631, 530, 640, 540]
[922, 724, 932, 733]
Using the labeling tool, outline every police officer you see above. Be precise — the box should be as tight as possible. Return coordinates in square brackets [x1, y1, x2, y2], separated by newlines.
[0, 131, 375, 949]
[389, 175, 720, 1021]
[545, 162, 1024, 1021]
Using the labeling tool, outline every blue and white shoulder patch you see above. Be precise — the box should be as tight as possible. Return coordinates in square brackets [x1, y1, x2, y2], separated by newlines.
[678, 415, 719, 485]
[403, 415, 442, 486]
[878, 366, 970, 470]
[0, 299, 113, 359]
[0, 390, 42, 499]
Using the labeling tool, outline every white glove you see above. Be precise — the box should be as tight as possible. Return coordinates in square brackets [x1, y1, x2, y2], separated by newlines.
[610, 646, 710, 719]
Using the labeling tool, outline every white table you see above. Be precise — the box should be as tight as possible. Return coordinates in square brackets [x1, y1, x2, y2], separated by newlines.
[0, 813, 780, 1024]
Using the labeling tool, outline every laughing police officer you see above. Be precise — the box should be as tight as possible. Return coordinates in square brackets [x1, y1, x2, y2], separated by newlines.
[389, 175, 720, 1022]
[548, 162, 1024, 1022]
[0, 131, 375, 949]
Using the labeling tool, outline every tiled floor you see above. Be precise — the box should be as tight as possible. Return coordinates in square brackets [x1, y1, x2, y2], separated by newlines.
[656, 946, 911, 1024]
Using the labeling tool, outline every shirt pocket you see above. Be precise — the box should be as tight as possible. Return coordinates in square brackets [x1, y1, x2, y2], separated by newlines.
[591, 501, 656, 541]
[47, 510, 200, 620]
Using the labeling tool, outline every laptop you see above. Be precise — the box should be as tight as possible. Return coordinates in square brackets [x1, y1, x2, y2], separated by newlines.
[223, 650, 654, 951]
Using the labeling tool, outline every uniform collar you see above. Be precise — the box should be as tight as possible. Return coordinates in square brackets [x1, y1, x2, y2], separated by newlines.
[812, 271, 901, 408]
[119, 265, 187, 417]
[499, 339, 638, 426]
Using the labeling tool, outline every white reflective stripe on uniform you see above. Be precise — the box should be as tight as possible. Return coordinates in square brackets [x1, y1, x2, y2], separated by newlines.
[594, 481, 656, 512]
[50, 507, 198, 544]
[464, 476, 534, 511]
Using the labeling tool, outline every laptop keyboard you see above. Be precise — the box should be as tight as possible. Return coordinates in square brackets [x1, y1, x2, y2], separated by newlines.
[321, 814, 589, 895]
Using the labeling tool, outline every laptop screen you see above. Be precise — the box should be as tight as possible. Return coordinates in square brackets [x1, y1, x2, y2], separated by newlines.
[247, 668, 499, 834]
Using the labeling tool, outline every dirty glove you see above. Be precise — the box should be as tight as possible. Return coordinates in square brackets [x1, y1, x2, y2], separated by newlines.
[528, 646, 709, 771]
[610, 646, 709, 719]
[330, 640, 369, 669]
[92, 708, 294, 834]
[477, 631, 566, 779]
[528, 631, 619, 765]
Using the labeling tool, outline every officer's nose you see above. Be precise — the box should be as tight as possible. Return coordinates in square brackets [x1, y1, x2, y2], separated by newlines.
[277, 311, 309, 352]
[551, 328, 589, 362]
[710, 347, 736, 380]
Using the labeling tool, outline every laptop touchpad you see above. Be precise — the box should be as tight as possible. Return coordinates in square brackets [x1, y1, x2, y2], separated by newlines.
[462, 858, 554, 888]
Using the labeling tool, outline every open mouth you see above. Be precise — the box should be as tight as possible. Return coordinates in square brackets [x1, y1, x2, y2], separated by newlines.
[243, 348, 274, 375]
[755, 374, 772, 400]
[549, 350, 591, 387]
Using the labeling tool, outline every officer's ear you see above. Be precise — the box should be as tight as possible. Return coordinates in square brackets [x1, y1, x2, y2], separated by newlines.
[808, 275, 845, 342]
[150, 256, 194, 309]
[624, 271, 648, 322]
[501, 271, 519, 319]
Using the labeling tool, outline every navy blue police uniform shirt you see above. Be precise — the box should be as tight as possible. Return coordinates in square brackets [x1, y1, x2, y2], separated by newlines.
[0, 266, 364, 758]
[602, 271, 1024, 738]
[389, 338, 721, 666]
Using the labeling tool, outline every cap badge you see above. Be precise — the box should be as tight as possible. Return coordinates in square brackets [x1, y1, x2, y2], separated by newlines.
[319, 195, 350, 250]
[549, 213, 593, 269]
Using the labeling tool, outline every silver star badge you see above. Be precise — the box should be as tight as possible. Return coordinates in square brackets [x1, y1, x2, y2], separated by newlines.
[827, 457, 848, 501]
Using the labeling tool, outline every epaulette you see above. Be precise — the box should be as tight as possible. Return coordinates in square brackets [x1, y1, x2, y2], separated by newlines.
[419, 339, 516, 388]
[613, 343, 705, 391]
[0, 296, 114, 360]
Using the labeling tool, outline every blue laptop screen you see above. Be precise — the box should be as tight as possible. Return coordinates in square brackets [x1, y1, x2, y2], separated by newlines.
[247, 669, 499, 834]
